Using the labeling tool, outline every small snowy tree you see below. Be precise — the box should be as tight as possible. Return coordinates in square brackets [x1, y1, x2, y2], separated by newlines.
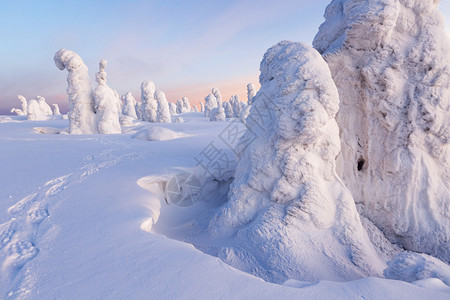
[11, 95, 28, 116]
[212, 88, 222, 108]
[200, 102, 204, 113]
[247, 83, 257, 105]
[169, 102, 177, 115]
[223, 101, 233, 118]
[214, 106, 226, 121]
[204, 93, 217, 118]
[37, 96, 52, 116]
[192, 105, 199, 112]
[176, 99, 184, 114]
[182, 97, 191, 113]
[155, 90, 171, 123]
[54, 49, 98, 134]
[135, 101, 142, 120]
[231, 95, 242, 117]
[52, 104, 61, 115]
[93, 59, 121, 134]
[27, 98, 46, 120]
[140, 81, 157, 122]
[122, 92, 138, 119]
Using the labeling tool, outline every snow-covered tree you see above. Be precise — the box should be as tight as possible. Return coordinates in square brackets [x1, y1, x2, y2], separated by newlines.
[10, 95, 28, 116]
[52, 104, 61, 115]
[247, 83, 257, 105]
[122, 92, 138, 119]
[173, 116, 184, 123]
[206, 41, 384, 282]
[135, 101, 142, 120]
[231, 95, 242, 117]
[182, 97, 191, 113]
[200, 101, 204, 113]
[169, 102, 177, 115]
[37, 96, 52, 116]
[54, 49, 98, 134]
[155, 90, 171, 123]
[213, 106, 226, 121]
[176, 99, 184, 114]
[204, 93, 217, 118]
[140, 81, 157, 122]
[192, 105, 199, 112]
[27, 98, 46, 120]
[240, 104, 251, 124]
[314, 0, 450, 262]
[212, 88, 222, 108]
[93, 59, 121, 134]
[223, 101, 233, 118]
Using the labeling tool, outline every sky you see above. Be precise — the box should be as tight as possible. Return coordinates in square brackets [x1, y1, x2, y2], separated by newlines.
[1, 0, 450, 114]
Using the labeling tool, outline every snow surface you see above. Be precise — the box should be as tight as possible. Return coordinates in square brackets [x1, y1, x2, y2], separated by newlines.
[0, 114, 449, 299]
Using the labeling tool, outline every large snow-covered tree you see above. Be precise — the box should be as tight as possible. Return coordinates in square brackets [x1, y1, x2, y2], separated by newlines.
[314, 0, 450, 262]
[155, 90, 172, 123]
[205, 41, 384, 283]
[122, 92, 138, 119]
[54, 49, 98, 134]
[37, 96, 52, 116]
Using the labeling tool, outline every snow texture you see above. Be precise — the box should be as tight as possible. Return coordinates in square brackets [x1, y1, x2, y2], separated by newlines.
[155, 91, 171, 123]
[93, 59, 121, 134]
[37, 96, 52, 116]
[205, 41, 385, 283]
[313, 0, 450, 262]
[385, 252, 450, 286]
[122, 92, 138, 119]
[52, 104, 61, 115]
[54, 49, 98, 134]
[140, 81, 158, 122]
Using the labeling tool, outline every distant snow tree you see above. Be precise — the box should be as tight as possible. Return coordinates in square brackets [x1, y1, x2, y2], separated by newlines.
[11, 95, 28, 116]
[200, 101, 204, 113]
[122, 92, 138, 119]
[37, 96, 52, 116]
[135, 101, 142, 120]
[247, 83, 257, 105]
[182, 97, 191, 113]
[204, 93, 217, 118]
[140, 81, 157, 122]
[176, 99, 184, 114]
[212, 88, 222, 108]
[93, 59, 121, 134]
[223, 101, 233, 118]
[169, 102, 177, 115]
[155, 90, 172, 123]
[192, 105, 199, 112]
[27, 98, 46, 120]
[173, 116, 184, 123]
[214, 106, 226, 121]
[54, 49, 98, 134]
[231, 95, 242, 117]
[52, 104, 61, 115]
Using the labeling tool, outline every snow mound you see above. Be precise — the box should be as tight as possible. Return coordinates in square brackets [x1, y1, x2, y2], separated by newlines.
[133, 127, 188, 141]
[385, 252, 450, 287]
[313, 0, 450, 262]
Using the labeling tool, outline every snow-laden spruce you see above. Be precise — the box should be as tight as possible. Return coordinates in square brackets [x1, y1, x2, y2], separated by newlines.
[182, 97, 191, 113]
[122, 92, 138, 119]
[11, 95, 28, 116]
[155, 91, 171, 123]
[247, 83, 256, 105]
[54, 49, 98, 134]
[93, 60, 121, 134]
[223, 101, 233, 118]
[212, 88, 222, 108]
[140, 81, 158, 122]
[169, 102, 177, 115]
[231, 95, 241, 118]
[52, 104, 61, 115]
[176, 99, 184, 114]
[314, 0, 450, 262]
[204, 93, 217, 118]
[37, 96, 52, 116]
[27, 98, 46, 121]
[206, 41, 384, 283]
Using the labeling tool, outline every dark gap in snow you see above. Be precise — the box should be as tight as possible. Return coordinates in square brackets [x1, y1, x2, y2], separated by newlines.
[357, 156, 365, 171]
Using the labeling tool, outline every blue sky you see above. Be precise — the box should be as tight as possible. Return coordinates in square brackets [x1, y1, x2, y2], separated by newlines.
[1, 0, 450, 114]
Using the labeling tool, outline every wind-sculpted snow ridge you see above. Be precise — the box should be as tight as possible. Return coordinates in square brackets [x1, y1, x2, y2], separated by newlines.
[54, 49, 98, 134]
[198, 41, 385, 283]
[94, 60, 121, 134]
[313, 0, 450, 262]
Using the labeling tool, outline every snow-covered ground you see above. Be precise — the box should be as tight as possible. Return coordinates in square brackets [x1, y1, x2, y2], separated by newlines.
[0, 114, 449, 299]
